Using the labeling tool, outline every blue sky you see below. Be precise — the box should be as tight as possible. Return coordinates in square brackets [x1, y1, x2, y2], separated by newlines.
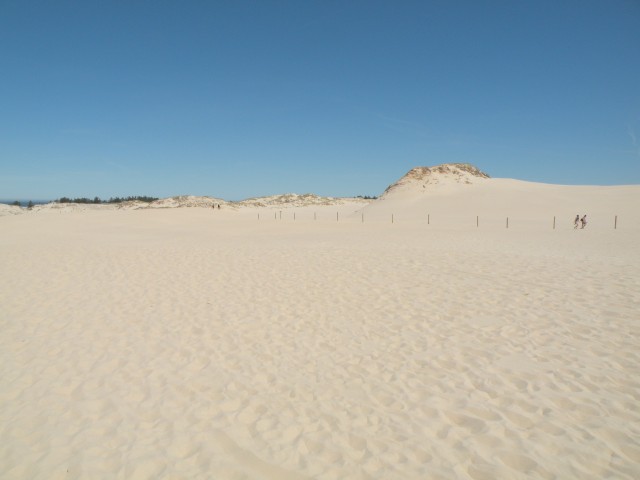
[1, 1, 639, 200]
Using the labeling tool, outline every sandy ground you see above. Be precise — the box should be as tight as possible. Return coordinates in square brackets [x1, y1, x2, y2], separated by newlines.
[1, 200, 639, 479]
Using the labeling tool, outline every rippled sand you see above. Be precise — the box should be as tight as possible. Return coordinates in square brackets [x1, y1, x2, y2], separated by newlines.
[1, 206, 639, 479]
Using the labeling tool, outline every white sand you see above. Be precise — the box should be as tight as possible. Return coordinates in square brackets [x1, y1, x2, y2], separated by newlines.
[1, 179, 640, 479]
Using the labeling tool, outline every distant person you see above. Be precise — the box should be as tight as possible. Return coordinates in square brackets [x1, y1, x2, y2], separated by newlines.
[580, 215, 587, 229]
[574, 214, 580, 229]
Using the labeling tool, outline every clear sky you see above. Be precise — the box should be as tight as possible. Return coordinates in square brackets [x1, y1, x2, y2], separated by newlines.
[1, 1, 639, 201]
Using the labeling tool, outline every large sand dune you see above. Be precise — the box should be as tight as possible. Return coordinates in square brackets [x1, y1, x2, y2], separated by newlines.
[358, 164, 640, 230]
[1, 166, 639, 479]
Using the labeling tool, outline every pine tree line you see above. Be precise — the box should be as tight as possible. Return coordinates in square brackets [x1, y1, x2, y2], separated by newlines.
[11, 200, 34, 208]
[55, 196, 159, 204]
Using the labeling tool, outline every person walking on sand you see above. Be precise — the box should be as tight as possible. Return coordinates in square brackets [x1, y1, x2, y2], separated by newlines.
[580, 215, 587, 229]
[574, 214, 580, 229]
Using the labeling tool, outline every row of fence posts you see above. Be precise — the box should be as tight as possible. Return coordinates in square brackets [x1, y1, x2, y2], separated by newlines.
[256, 212, 620, 228]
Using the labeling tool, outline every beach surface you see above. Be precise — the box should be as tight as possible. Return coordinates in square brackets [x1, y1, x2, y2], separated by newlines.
[1, 180, 640, 479]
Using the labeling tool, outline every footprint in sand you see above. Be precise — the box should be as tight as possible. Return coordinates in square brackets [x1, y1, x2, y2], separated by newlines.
[503, 410, 534, 429]
[443, 411, 487, 434]
[496, 451, 538, 473]
[167, 435, 199, 459]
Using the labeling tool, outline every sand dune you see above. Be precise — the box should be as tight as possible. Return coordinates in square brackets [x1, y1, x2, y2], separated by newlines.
[1, 166, 639, 479]
[359, 164, 640, 230]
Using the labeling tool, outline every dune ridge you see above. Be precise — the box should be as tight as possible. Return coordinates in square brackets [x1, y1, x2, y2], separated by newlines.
[0, 193, 369, 216]
[5, 164, 638, 231]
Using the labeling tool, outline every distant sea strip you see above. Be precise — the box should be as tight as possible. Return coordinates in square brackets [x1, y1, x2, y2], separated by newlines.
[0, 200, 52, 206]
